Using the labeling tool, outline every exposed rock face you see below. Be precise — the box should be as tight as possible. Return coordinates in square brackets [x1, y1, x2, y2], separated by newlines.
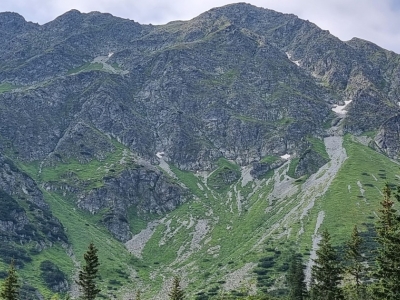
[375, 114, 400, 159]
[79, 167, 188, 241]
[251, 160, 285, 179]
[0, 154, 67, 264]
[0, 2, 399, 244]
[294, 149, 329, 178]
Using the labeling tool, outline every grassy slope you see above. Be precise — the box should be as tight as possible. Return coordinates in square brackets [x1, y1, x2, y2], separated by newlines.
[136, 135, 399, 297]
[311, 135, 399, 244]
[12, 141, 138, 298]
[3, 134, 399, 298]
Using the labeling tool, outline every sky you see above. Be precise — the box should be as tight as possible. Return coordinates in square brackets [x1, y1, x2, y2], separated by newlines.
[0, 0, 399, 53]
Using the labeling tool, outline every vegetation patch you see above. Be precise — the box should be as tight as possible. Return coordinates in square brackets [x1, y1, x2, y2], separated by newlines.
[0, 82, 19, 93]
[67, 62, 103, 75]
[208, 158, 240, 192]
[40, 260, 68, 292]
[307, 136, 329, 160]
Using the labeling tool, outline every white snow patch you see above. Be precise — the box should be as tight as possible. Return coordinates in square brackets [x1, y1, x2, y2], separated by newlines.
[280, 154, 291, 160]
[156, 151, 165, 158]
[332, 100, 352, 114]
[108, 52, 114, 58]
[285, 52, 301, 66]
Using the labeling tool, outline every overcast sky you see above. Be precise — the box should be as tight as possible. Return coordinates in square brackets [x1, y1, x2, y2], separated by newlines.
[1, 0, 399, 53]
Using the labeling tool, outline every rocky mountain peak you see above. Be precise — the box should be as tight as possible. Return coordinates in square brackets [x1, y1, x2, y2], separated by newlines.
[0, 11, 37, 32]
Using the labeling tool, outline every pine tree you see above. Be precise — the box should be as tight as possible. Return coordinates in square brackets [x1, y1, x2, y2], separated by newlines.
[135, 290, 141, 300]
[310, 229, 343, 300]
[76, 242, 101, 300]
[287, 253, 307, 300]
[344, 225, 366, 298]
[373, 183, 400, 299]
[168, 276, 184, 300]
[0, 260, 20, 300]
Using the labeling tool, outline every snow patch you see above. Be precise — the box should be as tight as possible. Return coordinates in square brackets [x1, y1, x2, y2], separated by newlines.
[156, 151, 165, 158]
[108, 52, 114, 58]
[285, 52, 301, 66]
[332, 100, 352, 114]
[280, 154, 291, 160]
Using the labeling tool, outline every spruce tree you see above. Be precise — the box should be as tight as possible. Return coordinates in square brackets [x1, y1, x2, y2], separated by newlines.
[0, 260, 19, 300]
[287, 253, 307, 300]
[373, 183, 400, 299]
[344, 225, 366, 298]
[168, 276, 184, 300]
[76, 242, 101, 300]
[310, 229, 343, 300]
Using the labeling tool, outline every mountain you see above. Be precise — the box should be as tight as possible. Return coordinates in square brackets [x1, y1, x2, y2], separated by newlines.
[0, 3, 399, 299]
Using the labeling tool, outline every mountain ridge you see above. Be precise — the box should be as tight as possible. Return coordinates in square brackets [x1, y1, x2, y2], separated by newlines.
[0, 3, 400, 298]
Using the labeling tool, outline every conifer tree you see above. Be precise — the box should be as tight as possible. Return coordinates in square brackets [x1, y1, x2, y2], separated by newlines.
[76, 242, 101, 300]
[344, 225, 366, 298]
[135, 290, 141, 300]
[0, 260, 19, 300]
[310, 229, 343, 300]
[287, 253, 307, 300]
[373, 183, 400, 299]
[168, 276, 184, 300]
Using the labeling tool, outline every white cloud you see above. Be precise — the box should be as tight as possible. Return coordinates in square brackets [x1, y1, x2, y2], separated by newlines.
[0, 0, 399, 53]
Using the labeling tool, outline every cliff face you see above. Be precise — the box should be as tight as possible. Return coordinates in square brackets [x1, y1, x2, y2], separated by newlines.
[0, 154, 66, 265]
[375, 114, 400, 159]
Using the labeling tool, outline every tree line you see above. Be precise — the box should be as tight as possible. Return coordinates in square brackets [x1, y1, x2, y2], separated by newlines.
[287, 183, 400, 300]
[1, 183, 400, 299]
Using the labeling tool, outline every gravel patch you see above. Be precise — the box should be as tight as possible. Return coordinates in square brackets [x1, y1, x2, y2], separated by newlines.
[304, 211, 325, 287]
[125, 220, 160, 258]
[223, 263, 257, 293]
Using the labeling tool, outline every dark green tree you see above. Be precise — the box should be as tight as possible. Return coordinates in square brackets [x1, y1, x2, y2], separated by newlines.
[76, 242, 100, 300]
[287, 253, 307, 300]
[343, 225, 367, 299]
[168, 276, 184, 300]
[310, 229, 343, 300]
[135, 290, 141, 300]
[372, 183, 400, 299]
[0, 260, 20, 300]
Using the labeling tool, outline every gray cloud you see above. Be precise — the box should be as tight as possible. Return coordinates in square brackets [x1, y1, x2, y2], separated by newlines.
[0, 0, 399, 53]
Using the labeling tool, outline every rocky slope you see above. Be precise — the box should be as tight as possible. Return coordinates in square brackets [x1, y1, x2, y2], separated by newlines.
[0, 3, 400, 298]
[0, 154, 67, 264]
